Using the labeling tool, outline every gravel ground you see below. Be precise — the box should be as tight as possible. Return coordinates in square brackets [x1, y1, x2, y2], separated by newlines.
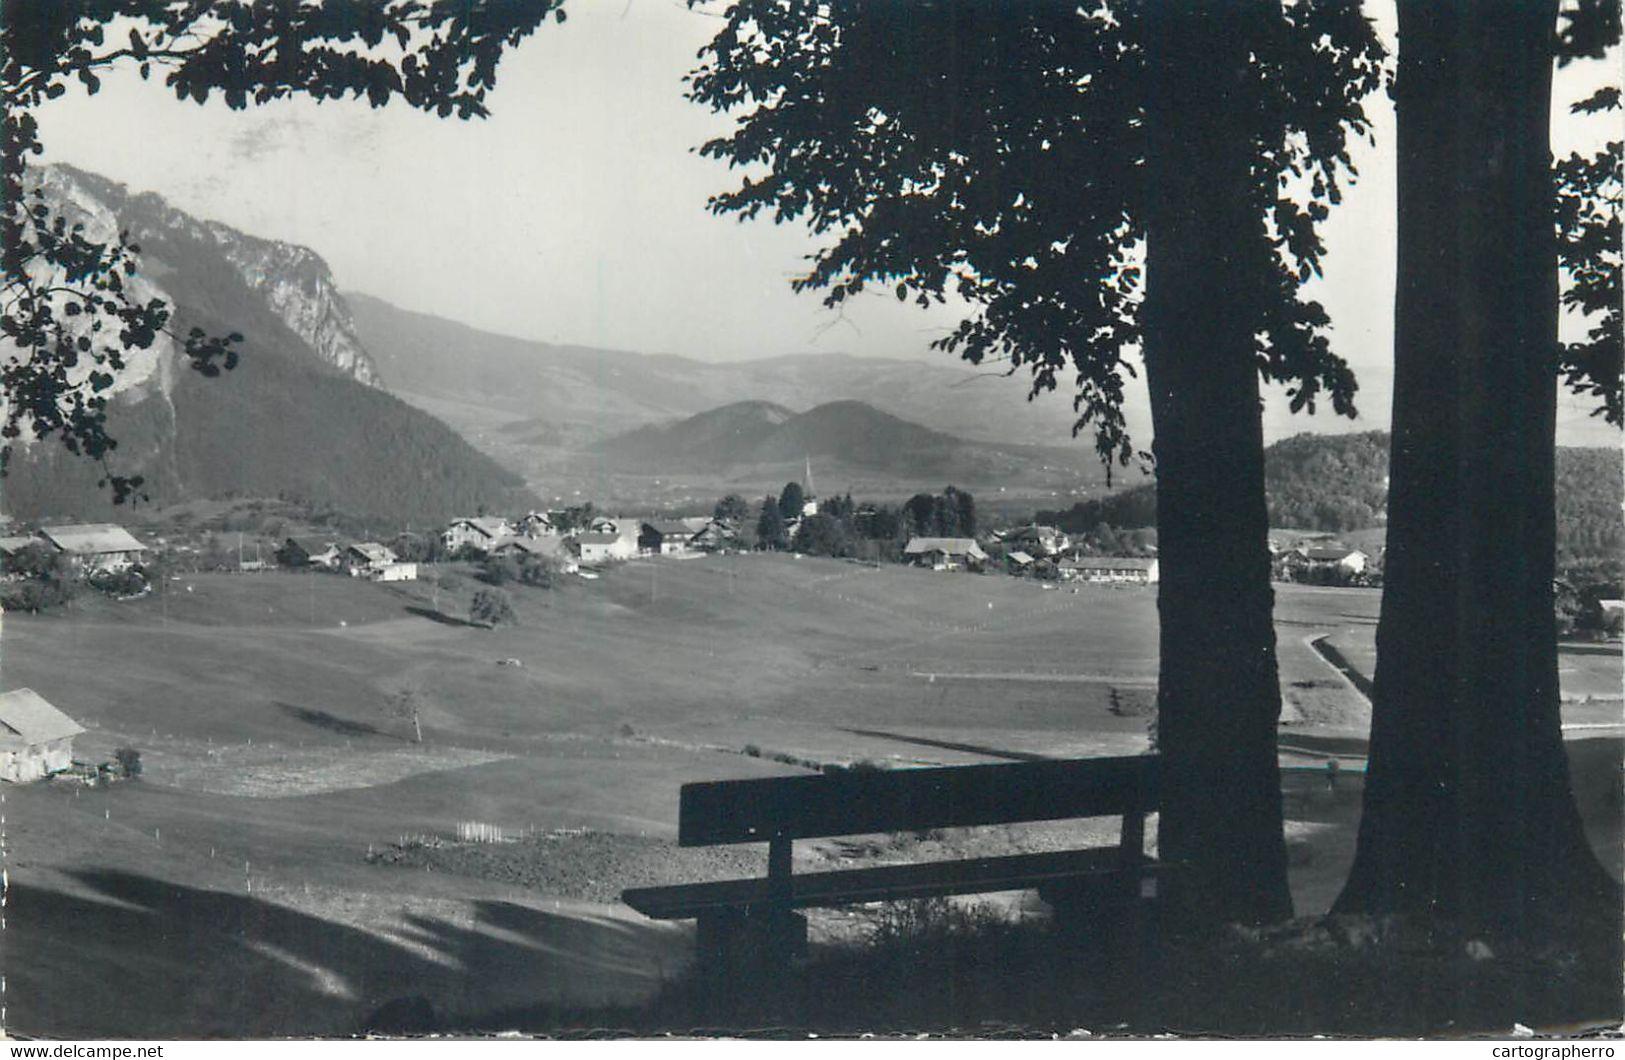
[366, 820, 1133, 907]
[368, 830, 776, 904]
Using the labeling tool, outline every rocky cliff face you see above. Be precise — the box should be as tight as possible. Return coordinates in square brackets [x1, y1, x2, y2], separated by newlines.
[36, 165, 380, 389]
[203, 222, 380, 386]
[21, 167, 179, 399]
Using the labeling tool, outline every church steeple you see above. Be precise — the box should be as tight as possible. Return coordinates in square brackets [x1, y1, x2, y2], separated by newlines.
[801, 456, 819, 517]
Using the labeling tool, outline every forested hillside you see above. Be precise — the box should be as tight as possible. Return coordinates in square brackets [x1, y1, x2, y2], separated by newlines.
[1263, 432, 1391, 531]
[1037, 431, 1620, 562]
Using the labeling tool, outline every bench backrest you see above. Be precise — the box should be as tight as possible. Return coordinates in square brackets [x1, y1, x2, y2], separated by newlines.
[678, 754, 1161, 846]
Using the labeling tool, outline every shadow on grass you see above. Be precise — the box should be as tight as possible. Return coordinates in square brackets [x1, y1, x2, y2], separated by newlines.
[404, 605, 484, 628]
[9, 864, 1619, 1038]
[276, 701, 396, 741]
[2, 868, 680, 1038]
[468, 901, 1625, 1037]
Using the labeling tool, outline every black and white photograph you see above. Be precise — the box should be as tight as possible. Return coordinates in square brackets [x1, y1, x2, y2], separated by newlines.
[0, 0, 1620, 1043]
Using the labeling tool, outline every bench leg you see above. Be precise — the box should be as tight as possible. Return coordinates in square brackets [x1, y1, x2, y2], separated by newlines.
[696, 907, 808, 974]
[1041, 878, 1128, 949]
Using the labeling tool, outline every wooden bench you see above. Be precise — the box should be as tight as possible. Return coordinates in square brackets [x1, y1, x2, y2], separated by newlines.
[622, 754, 1171, 970]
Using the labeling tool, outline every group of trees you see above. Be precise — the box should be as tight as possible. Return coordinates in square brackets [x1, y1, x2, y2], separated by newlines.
[1555, 577, 1625, 639]
[750, 484, 978, 559]
[478, 551, 563, 590]
[0, 541, 78, 611]
[694, 0, 1622, 943]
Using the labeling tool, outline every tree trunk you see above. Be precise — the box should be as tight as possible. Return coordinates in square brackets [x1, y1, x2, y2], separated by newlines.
[1334, 0, 1618, 941]
[1140, 2, 1294, 928]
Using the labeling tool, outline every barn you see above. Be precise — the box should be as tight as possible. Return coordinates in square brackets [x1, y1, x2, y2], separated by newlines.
[903, 537, 988, 571]
[39, 523, 148, 574]
[0, 688, 85, 783]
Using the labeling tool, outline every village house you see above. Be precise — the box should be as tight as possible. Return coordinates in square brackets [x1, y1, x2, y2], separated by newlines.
[1278, 544, 1369, 581]
[1059, 556, 1161, 584]
[586, 517, 642, 554]
[341, 542, 397, 577]
[39, 523, 148, 574]
[373, 561, 419, 582]
[1302, 545, 1369, 576]
[640, 520, 697, 556]
[1004, 524, 1069, 557]
[493, 535, 579, 574]
[440, 517, 513, 555]
[690, 519, 739, 553]
[0, 687, 85, 783]
[278, 536, 341, 569]
[516, 511, 558, 537]
[1006, 549, 1036, 573]
[903, 537, 988, 572]
[573, 531, 636, 565]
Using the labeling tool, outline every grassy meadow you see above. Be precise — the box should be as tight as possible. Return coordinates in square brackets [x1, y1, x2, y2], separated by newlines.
[1, 553, 1616, 1035]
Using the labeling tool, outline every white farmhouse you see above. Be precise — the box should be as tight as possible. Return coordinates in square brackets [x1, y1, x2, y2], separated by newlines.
[441, 517, 513, 555]
[0, 688, 84, 783]
[903, 537, 988, 571]
[39, 523, 148, 574]
[574, 532, 636, 564]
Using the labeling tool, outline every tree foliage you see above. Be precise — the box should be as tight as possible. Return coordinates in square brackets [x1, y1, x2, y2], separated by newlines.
[469, 586, 516, 628]
[777, 480, 806, 520]
[713, 493, 751, 525]
[1553, 104, 1622, 426]
[0, 541, 78, 612]
[688, 0, 1384, 471]
[755, 494, 786, 549]
[1550, 0, 1623, 425]
[2, 0, 566, 501]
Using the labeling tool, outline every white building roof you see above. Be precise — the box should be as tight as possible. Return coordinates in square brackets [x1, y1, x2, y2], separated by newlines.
[39, 523, 147, 556]
[0, 688, 85, 750]
[904, 537, 987, 559]
[448, 517, 510, 539]
[346, 542, 396, 564]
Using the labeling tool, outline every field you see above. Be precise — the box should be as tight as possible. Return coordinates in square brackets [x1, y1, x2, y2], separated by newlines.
[1, 555, 1617, 1036]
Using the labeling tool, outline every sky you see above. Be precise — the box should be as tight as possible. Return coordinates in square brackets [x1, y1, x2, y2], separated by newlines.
[34, 1, 1621, 446]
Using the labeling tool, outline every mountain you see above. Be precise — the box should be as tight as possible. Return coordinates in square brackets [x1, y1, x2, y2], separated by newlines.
[2, 166, 532, 525]
[593, 399, 1113, 491]
[595, 401, 797, 464]
[1037, 430, 1622, 562]
[344, 292, 1091, 451]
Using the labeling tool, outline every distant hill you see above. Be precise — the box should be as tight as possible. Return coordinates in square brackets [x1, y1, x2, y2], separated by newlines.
[592, 399, 1110, 489]
[345, 292, 1092, 451]
[1263, 431, 1391, 531]
[2, 167, 532, 526]
[1037, 430, 1622, 561]
[593, 401, 797, 463]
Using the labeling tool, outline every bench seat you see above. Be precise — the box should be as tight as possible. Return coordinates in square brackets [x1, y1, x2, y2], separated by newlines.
[624, 846, 1172, 920]
[623, 754, 1168, 970]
